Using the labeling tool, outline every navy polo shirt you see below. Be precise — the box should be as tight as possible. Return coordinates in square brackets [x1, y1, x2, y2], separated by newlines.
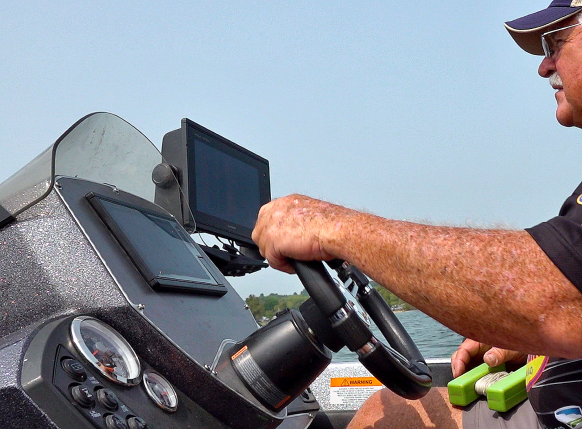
[526, 182, 582, 292]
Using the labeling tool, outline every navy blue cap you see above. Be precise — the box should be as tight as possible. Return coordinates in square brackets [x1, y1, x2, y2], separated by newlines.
[505, 0, 582, 55]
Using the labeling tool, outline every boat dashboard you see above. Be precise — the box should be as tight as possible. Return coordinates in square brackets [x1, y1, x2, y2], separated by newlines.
[0, 113, 452, 429]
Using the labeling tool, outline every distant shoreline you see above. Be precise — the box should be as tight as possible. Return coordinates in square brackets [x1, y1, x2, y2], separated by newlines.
[244, 287, 415, 322]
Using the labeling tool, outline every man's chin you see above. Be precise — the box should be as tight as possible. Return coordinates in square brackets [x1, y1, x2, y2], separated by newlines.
[555, 100, 575, 127]
[554, 92, 579, 126]
[556, 113, 574, 127]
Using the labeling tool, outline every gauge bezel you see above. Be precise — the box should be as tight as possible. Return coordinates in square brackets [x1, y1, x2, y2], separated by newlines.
[142, 369, 178, 412]
[70, 316, 141, 386]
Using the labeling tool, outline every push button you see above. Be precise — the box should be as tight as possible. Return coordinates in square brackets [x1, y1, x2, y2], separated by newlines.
[71, 385, 95, 408]
[62, 358, 87, 381]
[127, 416, 148, 429]
[105, 414, 128, 429]
[97, 388, 119, 410]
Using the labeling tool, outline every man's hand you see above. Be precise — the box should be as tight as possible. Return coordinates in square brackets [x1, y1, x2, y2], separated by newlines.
[252, 194, 351, 273]
[451, 339, 527, 378]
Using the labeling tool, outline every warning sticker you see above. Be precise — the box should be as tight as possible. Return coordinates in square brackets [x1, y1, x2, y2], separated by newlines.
[231, 345, 290, 410]
[329, 377, 383, 406]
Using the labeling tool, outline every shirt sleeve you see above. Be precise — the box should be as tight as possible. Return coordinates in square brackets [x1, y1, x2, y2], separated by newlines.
[526, 183, 582, 292]
[527, 217, 582, 292]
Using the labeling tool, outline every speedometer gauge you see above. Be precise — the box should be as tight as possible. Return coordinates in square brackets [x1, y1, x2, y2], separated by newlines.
[70, 316, 141, 386]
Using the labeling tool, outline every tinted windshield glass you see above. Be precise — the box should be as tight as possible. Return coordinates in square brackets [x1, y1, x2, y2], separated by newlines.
[0, 113, 163, 217]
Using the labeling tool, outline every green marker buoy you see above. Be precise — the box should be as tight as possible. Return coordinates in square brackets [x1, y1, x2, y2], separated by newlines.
[447, 363, 527, 412]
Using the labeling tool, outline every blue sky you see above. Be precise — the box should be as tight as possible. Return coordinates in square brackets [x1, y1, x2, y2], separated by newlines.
[1, 1, 580, 297]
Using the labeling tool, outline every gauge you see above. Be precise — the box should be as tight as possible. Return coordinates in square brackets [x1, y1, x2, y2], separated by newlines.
[143, 369, 178, 412]
[70, 316, 141, 386]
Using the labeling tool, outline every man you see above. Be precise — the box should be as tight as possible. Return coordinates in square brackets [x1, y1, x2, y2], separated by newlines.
[252, 1, 582, 428]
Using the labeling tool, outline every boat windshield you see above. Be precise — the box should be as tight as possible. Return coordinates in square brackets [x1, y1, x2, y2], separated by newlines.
[0, 113, 164, 218]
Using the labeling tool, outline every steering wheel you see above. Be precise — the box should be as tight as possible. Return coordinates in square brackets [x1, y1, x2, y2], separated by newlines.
[293, 260, 432, 400]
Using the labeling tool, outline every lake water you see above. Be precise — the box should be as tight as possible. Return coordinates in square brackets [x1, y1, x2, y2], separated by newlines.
[333, 309, 464, 362]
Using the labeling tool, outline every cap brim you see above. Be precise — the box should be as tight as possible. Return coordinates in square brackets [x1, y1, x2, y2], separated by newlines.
[505, 7, 582, 55]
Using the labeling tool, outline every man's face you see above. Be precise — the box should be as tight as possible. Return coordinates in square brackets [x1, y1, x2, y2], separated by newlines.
[538, 17, 582, 128]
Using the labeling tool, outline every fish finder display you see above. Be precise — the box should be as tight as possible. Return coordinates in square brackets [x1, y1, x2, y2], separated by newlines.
[87, 193, 226, 296]
[160, 119, 270, 246]
[186, 121, 270, 245]
[192, 136, 261, 232]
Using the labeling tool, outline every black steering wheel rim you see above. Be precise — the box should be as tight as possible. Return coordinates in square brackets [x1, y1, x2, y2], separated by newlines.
[292, 259, 432, 400]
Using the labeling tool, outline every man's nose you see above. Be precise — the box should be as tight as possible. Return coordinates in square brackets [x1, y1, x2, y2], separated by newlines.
[538, 56, 556, 78]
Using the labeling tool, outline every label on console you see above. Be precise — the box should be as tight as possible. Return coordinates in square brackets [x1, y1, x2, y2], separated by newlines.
[329, 377, 383, 406]
[231, 345, 290, 409]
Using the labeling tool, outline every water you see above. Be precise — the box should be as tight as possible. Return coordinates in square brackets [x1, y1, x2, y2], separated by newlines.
[333, 310, 464, 362]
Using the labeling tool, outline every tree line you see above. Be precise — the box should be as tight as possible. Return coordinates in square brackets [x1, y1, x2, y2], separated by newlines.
[245, 281, 415, 323]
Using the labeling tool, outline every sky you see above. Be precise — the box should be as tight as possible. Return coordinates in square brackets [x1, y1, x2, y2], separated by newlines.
[1, 1, 581, 298]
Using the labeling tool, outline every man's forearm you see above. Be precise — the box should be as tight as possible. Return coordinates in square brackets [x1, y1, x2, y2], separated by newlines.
[253, 194, 582, 358]
[321, 210, 582, 358]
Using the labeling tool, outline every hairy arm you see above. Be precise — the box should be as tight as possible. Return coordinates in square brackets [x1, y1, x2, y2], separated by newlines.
[252, 194, 582, 358]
